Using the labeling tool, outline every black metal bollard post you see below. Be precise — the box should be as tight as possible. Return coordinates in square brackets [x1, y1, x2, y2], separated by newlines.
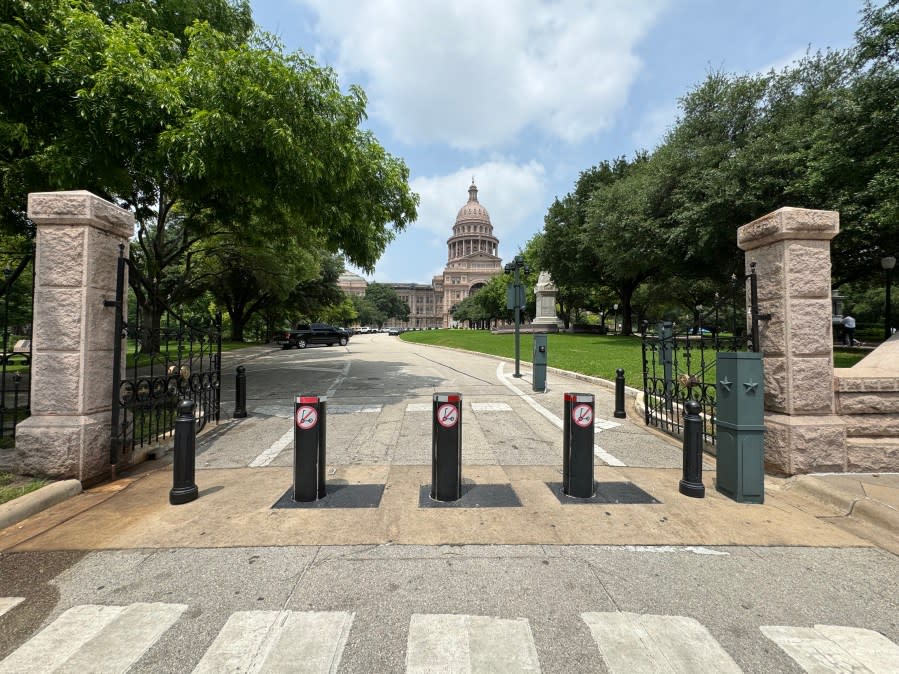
[679, 399, 705, 498]
[233, 366, 247, 418]
[614, 368, 626, 419]
[169, 399, 199, 505]
[563, 393, 595, 498]
[293, 395, 327, 502]
[431, 392, 462, 502]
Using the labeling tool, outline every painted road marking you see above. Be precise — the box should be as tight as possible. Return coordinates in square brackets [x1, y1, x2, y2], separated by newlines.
[249, 428, 294, 467]
[761, 624, 899, 673]
[406, 403, 433, 412]
[406, 614, 541, 673]
[328, 404, 382, 414]
[193, 610, 354, 674]
[471, 402, 513, 412]
[0, 602, 186, 674]
[0, 597, 24, 617]
[496, 363, 625, 467]
[582, 612, 742, 673]
[595, 418, 621, 430]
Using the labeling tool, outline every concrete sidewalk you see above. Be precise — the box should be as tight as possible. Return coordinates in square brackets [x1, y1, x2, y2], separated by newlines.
[0, 341, 896, 555]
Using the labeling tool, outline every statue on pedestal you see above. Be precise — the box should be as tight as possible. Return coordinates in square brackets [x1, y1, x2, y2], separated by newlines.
[532, 271, 563, 331]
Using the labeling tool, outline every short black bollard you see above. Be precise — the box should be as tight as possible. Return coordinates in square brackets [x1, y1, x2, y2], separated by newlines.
[563, 393, 595, 498]
[679, 399, 705, 498]
[169, 399, 199, 505]
[233, 366, 247, 418]
[614, 368, 626, 419]
[431, 392, 462, 502]
[294, 395, 327, 502]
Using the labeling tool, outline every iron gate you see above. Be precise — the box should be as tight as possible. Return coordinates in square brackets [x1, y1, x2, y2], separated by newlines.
[640, 264, 766, 445]
[110, 247, 221, 467]
[0, 248, 33, 444]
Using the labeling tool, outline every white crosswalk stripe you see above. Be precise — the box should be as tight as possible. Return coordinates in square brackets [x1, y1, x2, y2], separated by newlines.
[761, 624, 899, 673]
[406, 613, 541, 673]
[0, 597, 24, 618]
[4, 598, 899, 673]
[0, 602, 186, 674]
[406, 403, 432, 412]
[594, 418, 621, 430]
[582, 611, 742, 673]
[193, 610, 354, 674]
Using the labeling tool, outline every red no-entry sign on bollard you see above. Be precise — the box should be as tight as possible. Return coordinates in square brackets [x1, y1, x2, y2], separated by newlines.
[563, 393, 595, 498]
[293, 395, 327, 502]
[431, 392, 462, 502]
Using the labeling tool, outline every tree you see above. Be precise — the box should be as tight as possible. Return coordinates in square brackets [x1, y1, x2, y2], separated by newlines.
[351, 295, 385, 328]
[1, 1, 418, 349]
[365, 283, 409, 326]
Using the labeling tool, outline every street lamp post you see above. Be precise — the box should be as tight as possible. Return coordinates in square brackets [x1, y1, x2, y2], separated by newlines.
[612, 304, 618, 335]
[883, 256, 896, 341]
[504, 255, 530, 378]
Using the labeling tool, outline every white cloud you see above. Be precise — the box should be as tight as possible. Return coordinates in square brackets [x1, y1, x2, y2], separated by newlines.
[410, 160, 546, 244]
[301, 0, 667, 149]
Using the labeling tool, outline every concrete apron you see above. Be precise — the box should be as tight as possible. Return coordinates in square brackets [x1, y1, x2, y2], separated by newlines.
[0, 465, 868, 551]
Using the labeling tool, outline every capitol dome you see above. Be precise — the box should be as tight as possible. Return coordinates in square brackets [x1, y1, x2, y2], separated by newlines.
[455, 182, 491, 227]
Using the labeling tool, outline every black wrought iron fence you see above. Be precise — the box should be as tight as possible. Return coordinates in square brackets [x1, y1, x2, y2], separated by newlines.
[0, 250, 33, 444]
[110, 249, 221, 467]
[640, 264, 765, 445]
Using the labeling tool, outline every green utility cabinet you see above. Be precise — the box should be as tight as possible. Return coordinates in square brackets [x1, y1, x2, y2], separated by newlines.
[715, 351, 765, 503]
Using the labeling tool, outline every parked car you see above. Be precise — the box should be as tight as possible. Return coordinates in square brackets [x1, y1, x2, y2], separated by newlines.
[279, 323, 350, 349]
[387, 327, 401, 336]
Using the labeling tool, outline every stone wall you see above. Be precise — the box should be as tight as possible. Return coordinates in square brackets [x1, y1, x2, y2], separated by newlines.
[738, 207, 899, 475]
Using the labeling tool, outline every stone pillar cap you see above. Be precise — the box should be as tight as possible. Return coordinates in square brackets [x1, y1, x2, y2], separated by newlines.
[738, 207, 839, 251]
[28, 190, 134, 237]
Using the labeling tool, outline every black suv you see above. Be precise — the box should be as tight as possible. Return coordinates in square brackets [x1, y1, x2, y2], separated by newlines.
[279, 323, 350, 349]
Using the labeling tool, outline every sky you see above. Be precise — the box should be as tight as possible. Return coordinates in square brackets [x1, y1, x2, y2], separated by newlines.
[249, 0, 864, 285]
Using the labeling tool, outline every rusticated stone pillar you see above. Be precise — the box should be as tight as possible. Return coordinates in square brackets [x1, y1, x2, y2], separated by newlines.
[16, 191, 132, 483]
[737, 207, 845, 474]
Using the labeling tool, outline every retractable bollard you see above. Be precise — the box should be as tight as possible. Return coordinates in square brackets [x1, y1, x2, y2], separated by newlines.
[293, 395, 327, 502]
[614, 368, 626, 419]
[563, 393, 595, 498]
[679, 399, 705, 498]
[233, 366, 247, 418]
[431, 392, 462, 501]
[169, 399, 199, 505]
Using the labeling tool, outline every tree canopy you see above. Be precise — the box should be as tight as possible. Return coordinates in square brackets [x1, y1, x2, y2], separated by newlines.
[1, 0, 418, 341]
[538, 1, 899, 333]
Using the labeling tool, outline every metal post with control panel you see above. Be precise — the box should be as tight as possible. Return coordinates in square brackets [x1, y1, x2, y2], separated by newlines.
[431, 392, 462, 502]
[532, 334, 547, 392]
[293, 395, 327, 502]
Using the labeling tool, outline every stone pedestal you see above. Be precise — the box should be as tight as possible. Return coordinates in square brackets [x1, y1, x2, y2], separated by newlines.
[531, 271, 563, 332]
[737, 207, 843, 474]
[15, 191, 132, 482]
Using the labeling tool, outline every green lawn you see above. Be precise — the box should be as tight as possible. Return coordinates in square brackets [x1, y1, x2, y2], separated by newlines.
[401, 330, 870, 386]
[0, 471, 48, 505]
[401, 330, 647, 387]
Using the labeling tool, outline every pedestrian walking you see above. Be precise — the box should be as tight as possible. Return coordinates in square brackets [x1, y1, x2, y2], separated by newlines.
[842, 314, 857, 346]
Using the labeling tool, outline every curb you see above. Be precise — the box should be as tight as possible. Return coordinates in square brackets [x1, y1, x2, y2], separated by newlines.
[786, 476, 899, 535]
[0, 479, 82, 531]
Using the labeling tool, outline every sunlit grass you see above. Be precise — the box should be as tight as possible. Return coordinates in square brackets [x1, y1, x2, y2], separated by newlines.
[402, 329, 866, 385]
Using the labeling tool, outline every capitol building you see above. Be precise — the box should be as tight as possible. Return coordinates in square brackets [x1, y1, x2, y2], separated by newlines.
[339, 181, 503, 328]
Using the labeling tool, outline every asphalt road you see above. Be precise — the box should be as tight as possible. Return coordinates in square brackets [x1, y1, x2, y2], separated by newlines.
[1, 334, 897, 673]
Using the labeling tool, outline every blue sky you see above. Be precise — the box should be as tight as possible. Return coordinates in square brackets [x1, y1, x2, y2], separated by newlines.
[249, 0, 863, 285]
